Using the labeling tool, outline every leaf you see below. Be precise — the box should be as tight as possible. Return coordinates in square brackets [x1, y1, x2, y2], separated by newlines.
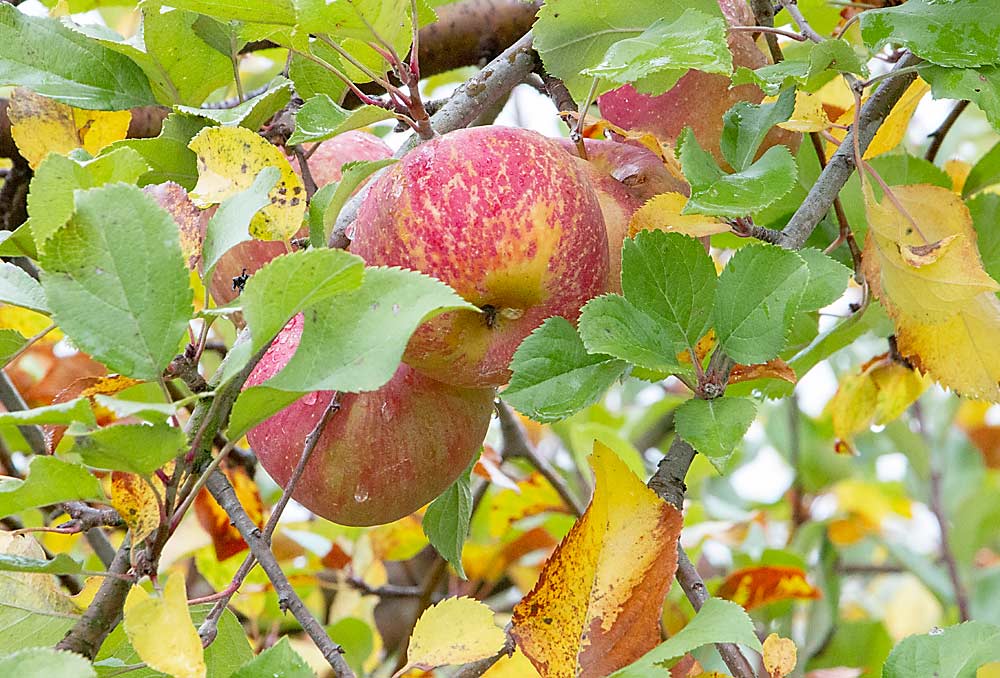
[922, 65, 1000, 134]
[762, 634, 797, 678]
[581, 9, 731, 89]
[532, 0, 722, 99]
[0, 456, 103, 519]
[403, 597, 506, 671]
[969, 193, 1000, 283]
[111, 471, 164, 546]
[798, 248, 851, 311]
[288, 94, 395, 145]
[0, 329, 27, 365]
[230, 637, 312, 678]
[423, 456, 475, 580]
[188, 125, 306, 240]
[679, 130, 799, 218]
[511, 442, 683, 678]
[882, 621, 1000, 678]
[106, 113, 213, 190]
[178, 78, 293, 130]
[579, 295, 687, 374]
[193, 466, 263, 561]
[860, 0, 1000, 69]
[123, 575, 206, 678]
[0, 4, 155, 109]
[776, 90, 831, 133]
[40, 183, 194, 381]
[826, 79, 930, 160]
[716, 565, 821, 610]
[627, 193, 729, 238]
[313, 158, 397, 247]
[964, 141, 1000, 197]
[148, 0, 295, 25]
[71, 423, 185, 475]
[674, 396, 757, 471]
[503, 317, 627, 424]
[0, 398, 95, 428]
[201, 167, 280, 275]
[0, 262, 48, 314]
[713, 244, 810, 364]
[610, 598, 763, 677]
[720, 88, 795, 172]
[732, 39, 868, 95]
[0, 553, 83, 576]
[0, 647, 95, 677]
[9, 88, 130, 169]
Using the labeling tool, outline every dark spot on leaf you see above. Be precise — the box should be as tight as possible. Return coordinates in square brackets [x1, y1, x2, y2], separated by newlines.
[290, 197, 300, 206]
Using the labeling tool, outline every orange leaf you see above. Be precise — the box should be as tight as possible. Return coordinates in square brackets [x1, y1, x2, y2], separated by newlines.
[193, 465, 264, 561]
[42, 374, 144, 452]
[728, 359, 797, 386]
[474, 444, 518, 491]
[321, 543, 352, 570]
[716, 565, 821, 611]
[111, 471, 163, 545]
[511, 443, 683, 678]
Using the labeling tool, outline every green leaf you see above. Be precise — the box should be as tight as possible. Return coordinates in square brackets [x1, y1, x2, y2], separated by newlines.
[40, 184, 194, 381]
[921, 64, 1000, 134]
[0, 456, 103, 518]
[230, 637, 312, 678]
[682, 139, 799, 218]
[969, 193, 1000, 285]
[90, 396, 177, 425]
[105, 113, 213, 189]
[532, 0, 721, 100]
[326, 618, 374, 677]
[713, 244, 809, 364]
[797, 248, 851, 311]
[423, 455, 476, 580]
[965, 141, 1000, 198]
[239, 248, 365, 353]
[147, 0, 296, 25]
[288, 94, 395, 145]
[721, 88, 795, 172]
[27, 148, 151, 250]
[611, 598, 763, 677]
[289, 41, 348, 104]
[676, 126, 726, 187]
[860, 0, 1000, 69]
[315, 158, 397, 246]
[503, 316, 627, 423]
[0, 398, 95, 427]
[202, 167, 280, 275]
[883, 622, 1000, 678]
[178, 78, 293, 129]
[0, 262, 48, 314]
[0, 648, 95, 677]
[0, 553, 83, 576]
[0, 4, 155, 109]
[674, 396, 756, 471]
[70, 422, 185, 475]
[732, 39, 868, 95]
[579, 295, 686, 374]
[0, 330, 27, 366]
[581, 9, 730, 92]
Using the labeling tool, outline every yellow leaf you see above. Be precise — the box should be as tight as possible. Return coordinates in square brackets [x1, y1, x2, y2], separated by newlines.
[774, 91, 830, 133]
[629, 193, 729, 239]
[762, 634, 797, 678]
[486, 472, 569, 538]
[0, 305, 62, 343]
[944, 159, 971, 194]
[833, 479, 913, 527]
[188, 126, 306, 240]
[511, 442, 683, 678]
[111, 471, 164, 545]
[861, 184, 998, 323]
[826, 79, 929, 159]
[402, 597, 506, 672]
[124, 574, 206, 678]
[482, 648, 542, 677]
[8, 88, 131, 169]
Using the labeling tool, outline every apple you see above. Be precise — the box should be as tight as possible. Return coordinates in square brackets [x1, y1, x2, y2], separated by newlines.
[245, 314, 495, 527]
[597, 0, 799, 165]
[556, 138, 689, 292]
[349, 126, 609, 388]
[206, 131, 393, 305]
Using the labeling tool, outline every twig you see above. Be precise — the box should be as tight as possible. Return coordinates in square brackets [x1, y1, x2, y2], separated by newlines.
[291, 145, 319, 199]
[3, 322, 56, 368]
[787, 394, 808, 533]
[748, 0, 783, 63]
[925, 100, 969, 163]
[207, 470, 356, 677]
[729, 25, 806, 42]
[777, 0, 825, 43]
[343, 577, 423, 599]
[0, 370, 47, 456]
[809, 133, 862, 272]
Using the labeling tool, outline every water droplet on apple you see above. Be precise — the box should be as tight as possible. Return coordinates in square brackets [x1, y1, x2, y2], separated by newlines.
[929, 626, 944, 636]
[380, 401, 392, 421]
[353, 485, 369, 503]
[500, 307, 524, 320]
[391, 303, 400, 315]
[302, 392, 317, 406]
[370, 302, 380, 311]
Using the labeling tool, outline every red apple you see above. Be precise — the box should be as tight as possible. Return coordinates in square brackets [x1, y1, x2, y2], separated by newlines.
[556, 138, 689, 292]
[597, 0, 800, 166]
[349, 126, 609, 388]
[207, 131, 393, 305]
[245, 314, 495, 526]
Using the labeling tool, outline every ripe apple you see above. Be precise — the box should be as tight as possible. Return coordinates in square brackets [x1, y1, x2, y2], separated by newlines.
[556, 138, 689, 292]
[207, 131, 393, 305]
[245, 314, 495, 527]
[597, 0, 799, 165]
[349, 126, 610, 388]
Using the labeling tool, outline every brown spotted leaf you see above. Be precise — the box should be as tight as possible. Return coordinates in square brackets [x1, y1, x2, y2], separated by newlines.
[111, 471, 164, 545]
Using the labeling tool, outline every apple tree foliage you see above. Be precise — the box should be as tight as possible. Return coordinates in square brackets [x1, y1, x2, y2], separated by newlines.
[0, 0, 999, 676]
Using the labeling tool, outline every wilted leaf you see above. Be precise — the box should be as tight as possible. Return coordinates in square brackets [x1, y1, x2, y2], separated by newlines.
[728, 359, 797, 386]
[716, 565, 821, 610]
[188, 125, 306, 240]
[111, 471, 164, 545]
[402, 597, 506, 672]
[9, 87, 131, 169]
[193, 465, 264, 561]
[763, 633, 797, 678]
[123, 574, 206, 678]
[143, 182, 206, 270]
[511, 443, 683, 677]
[628, 193, 729, 238]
